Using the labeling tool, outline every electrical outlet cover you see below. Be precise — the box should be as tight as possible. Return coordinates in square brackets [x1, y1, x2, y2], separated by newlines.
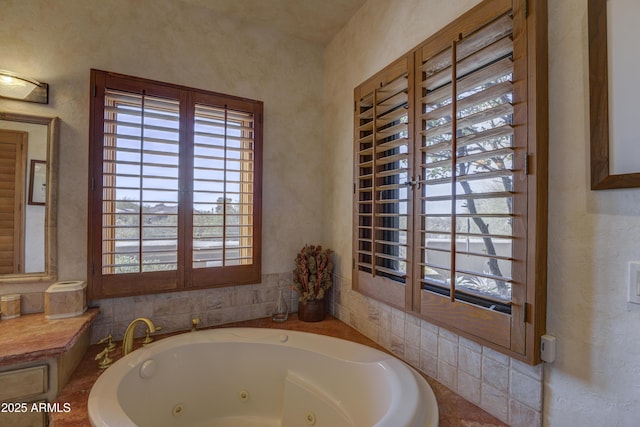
[541, 334, 556, 363]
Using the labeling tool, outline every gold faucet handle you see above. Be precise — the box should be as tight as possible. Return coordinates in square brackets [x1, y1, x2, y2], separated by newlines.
[97, 334, 116, 351]
[142, 326, 162, 346]
[95, 347, 113, 369]
[191, 317, 201, 332]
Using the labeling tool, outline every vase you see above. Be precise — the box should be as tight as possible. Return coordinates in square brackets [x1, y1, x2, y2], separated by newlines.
[271, 289, 289, 322]
[297, 298, 326, 322]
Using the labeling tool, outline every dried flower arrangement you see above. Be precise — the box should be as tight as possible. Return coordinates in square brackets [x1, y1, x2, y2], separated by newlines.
[291, 244, 334, 302]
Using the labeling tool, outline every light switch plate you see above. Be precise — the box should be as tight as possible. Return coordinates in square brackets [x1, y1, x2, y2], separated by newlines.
[628, 262, 640, 305]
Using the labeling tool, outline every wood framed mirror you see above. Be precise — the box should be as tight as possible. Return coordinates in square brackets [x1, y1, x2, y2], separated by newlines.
[589, 0, 640, 190]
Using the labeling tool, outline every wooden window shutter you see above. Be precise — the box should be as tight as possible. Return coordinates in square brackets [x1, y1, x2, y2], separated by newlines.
[101, 89, 181, 276]
[416, 0, 529, 353]
[89, 70, 263, 298]
[188, 97, 262, 288]
[354, 56, 414, 309]
[352, 0, 547, 363]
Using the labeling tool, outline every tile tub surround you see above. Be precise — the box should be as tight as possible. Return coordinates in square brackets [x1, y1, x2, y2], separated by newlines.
[51, 314, 506, 427]
[329, 275, 544, 427]
[88, 272, 298, 343]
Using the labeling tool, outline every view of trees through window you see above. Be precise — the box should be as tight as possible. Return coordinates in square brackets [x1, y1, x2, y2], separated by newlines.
[112, 196, 243, 273]
[419, 13, 516, 308]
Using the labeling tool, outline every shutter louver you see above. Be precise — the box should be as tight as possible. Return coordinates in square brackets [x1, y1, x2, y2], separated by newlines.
[356, 88, 375, 275]
[193, 105, 255, 268]
[102, 89, 180, 275]
[374, 75, 410, 283]
[419, 10, 518, 310]
[354, 57, 413, 308]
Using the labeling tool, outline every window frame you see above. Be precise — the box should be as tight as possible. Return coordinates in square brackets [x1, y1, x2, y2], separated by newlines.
[352, 0, 547, 364]
[88, 69, 263, 299]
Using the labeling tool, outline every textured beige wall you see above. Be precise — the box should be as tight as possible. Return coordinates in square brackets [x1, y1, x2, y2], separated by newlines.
[324, 0, 640, 426]
[545, 0, 640, 425]
[0, 0, 326, 285]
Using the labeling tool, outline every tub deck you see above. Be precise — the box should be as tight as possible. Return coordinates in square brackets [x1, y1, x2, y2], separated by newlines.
[51, 314, 507, 427]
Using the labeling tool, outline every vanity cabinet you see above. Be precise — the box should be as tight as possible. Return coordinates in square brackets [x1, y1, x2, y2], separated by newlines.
[0, 404, 48, 427]
[0, 365, 49, 401]
[0, 309, 98, 427]
[0, 363, 51, 427]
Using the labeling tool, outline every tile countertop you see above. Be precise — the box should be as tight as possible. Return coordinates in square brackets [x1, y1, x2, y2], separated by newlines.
[0, 308, 99, 367]
[51, 314, 507, 427]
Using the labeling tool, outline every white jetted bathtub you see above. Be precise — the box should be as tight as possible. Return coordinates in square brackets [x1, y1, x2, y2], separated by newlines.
[88, 328, 439, 427]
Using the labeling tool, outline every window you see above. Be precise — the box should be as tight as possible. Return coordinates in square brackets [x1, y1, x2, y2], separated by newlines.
[353, 0, 547, 364]
[89, 70, 263, 299]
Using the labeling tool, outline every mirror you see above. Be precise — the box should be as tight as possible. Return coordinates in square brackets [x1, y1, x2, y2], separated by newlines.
[0, 112, 57, 283]
[589, 0, 640, 189]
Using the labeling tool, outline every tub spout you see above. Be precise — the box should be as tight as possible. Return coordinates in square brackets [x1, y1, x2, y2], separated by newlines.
[122, 318, 158, 356]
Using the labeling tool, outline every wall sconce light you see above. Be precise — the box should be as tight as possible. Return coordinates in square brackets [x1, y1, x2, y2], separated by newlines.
[0, 69, 49, 104]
